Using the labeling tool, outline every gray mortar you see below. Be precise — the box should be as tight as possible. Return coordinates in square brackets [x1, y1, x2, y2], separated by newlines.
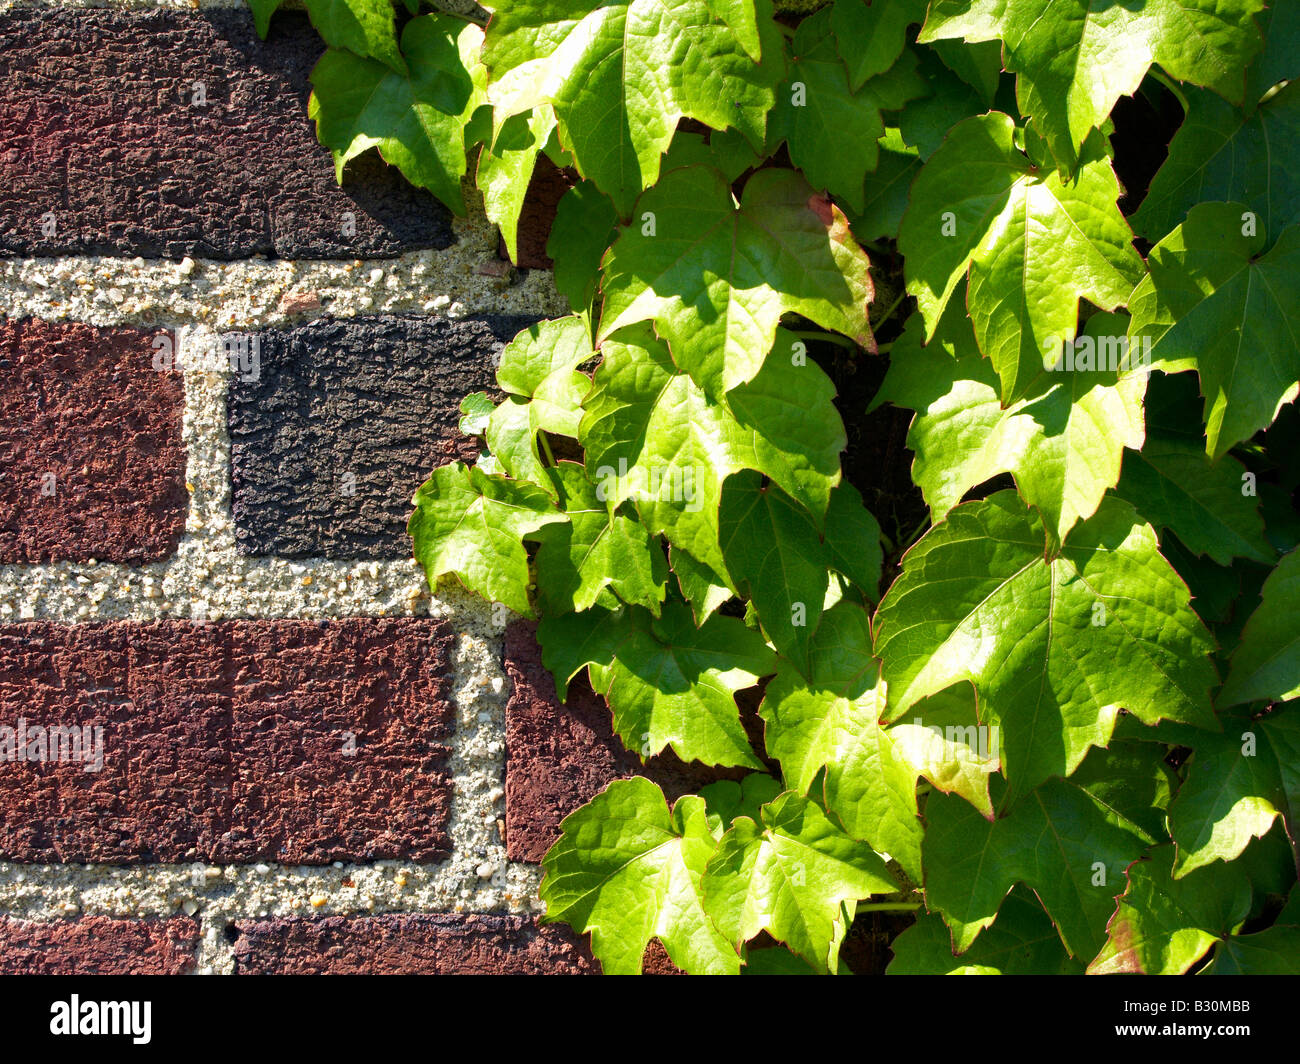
[0, 196, 557, 972]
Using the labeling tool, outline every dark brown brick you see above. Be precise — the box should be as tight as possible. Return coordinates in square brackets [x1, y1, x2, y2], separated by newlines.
[0, 318, 188, 564]
[0, 618, 454, 864]
[228, 314, 533, 559]
[503, 621, 744, 864]
[231, 913, 598, 974]
[504, 156, 573, 269]
[0, 9, 453, 259]
[0, 916, 199, 974]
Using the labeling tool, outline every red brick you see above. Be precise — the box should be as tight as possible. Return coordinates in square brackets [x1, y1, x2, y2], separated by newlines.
[0, 318, 188, 564]
[0, 9, 452, 259]
[0, 916, 199, 974]
[503, 621, 745, 863]
[0, 619, 453, 863]
[231, 914, 598, 974]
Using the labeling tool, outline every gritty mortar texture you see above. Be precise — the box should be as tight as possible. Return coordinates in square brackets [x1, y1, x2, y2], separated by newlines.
[0, 218, 566, 330]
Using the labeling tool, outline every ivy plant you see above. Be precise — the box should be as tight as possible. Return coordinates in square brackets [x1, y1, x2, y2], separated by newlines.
[252, 0, 1300, 974]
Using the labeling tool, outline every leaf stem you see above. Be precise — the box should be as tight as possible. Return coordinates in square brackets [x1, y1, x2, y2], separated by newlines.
[872, 290, 908, 329]
[1147, 68, 1189, 112]
[898, 514, 931, 553]
[539, 431, 557, 467]
[857, 902, 922, 912]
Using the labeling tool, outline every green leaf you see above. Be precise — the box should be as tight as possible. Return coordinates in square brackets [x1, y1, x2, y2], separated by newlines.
[477, 108, 557, 263]
[927, 37, 1003, 105]
[481, 0, 785, 215]
[922, 774, 1148, 958]
[309, 15, 484, 212]
[495, 315, 594, 408]
[1088, 845, 1253, 974]
[1133, 83, 1300, 242]
[457, 390, 494, 436]
[831, 0, 929, 90]
[722, 329, 849, 517]
[1128, 203, 1300, 459]
[661, 129, 765, 182]
[702, 791, 898, 971]
[888, 888, 1083, 974]
[1245, 1, 1300, 106]
[533, 463, 669, 615]
[599, 166, 875, 400]
[770, 11, 927, 213]
[821, 481, 883, 597]
[892, 52, 988, 160]
[719, 473, 832, 670]
[1162, 538, 1242, 628]
[408, 462, 565, 616]
[875, 491, 1219, 804]
[706, 0, 763, 60]
[305, 0, 407, 74]
[484, 316, 595, 489]
[538, 601, 775, 768]
[1221, 550, 1300, 706]
[850, 129, 921, 242]
[248, 0, 286, 39]
[919, 0, 1266, 166]
[580, 325, 844, 579]
[539, 777, 741, 974]
[546, 181, 619, 314]
[899, 114, 1144, 400]
[700, 772, 785, 828]
[484, 398, 550, 487]
[1169, 707, 1300, 876]
[761, 602, 997, 881]
[1207, 884, 1300, 974]
[878, 308, 1146, 542]
[1066, 740, 1176, 846]
[1116, 437, 1273, 566]
[845, 41, 990, 242]
[889, 684, 999, 818]
[671, 544, 736, 624]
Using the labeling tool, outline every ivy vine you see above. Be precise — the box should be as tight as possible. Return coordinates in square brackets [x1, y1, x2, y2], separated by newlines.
[252, 0, 1300, 975]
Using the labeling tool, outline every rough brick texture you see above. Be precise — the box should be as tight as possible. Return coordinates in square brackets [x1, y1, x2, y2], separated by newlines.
[504, 621, 746, 864]
[229, 314, 531, 558]
[0, 318, 189, 564]
[0, 9, 453, 259]
[507, 156, 573, 269]
[0, 916, 199, 974]
[231, 914, 598, 974]
[0, 618, 454, 864]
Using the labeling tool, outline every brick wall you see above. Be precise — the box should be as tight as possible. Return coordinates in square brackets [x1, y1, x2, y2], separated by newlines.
[0, 0, 696, 975]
